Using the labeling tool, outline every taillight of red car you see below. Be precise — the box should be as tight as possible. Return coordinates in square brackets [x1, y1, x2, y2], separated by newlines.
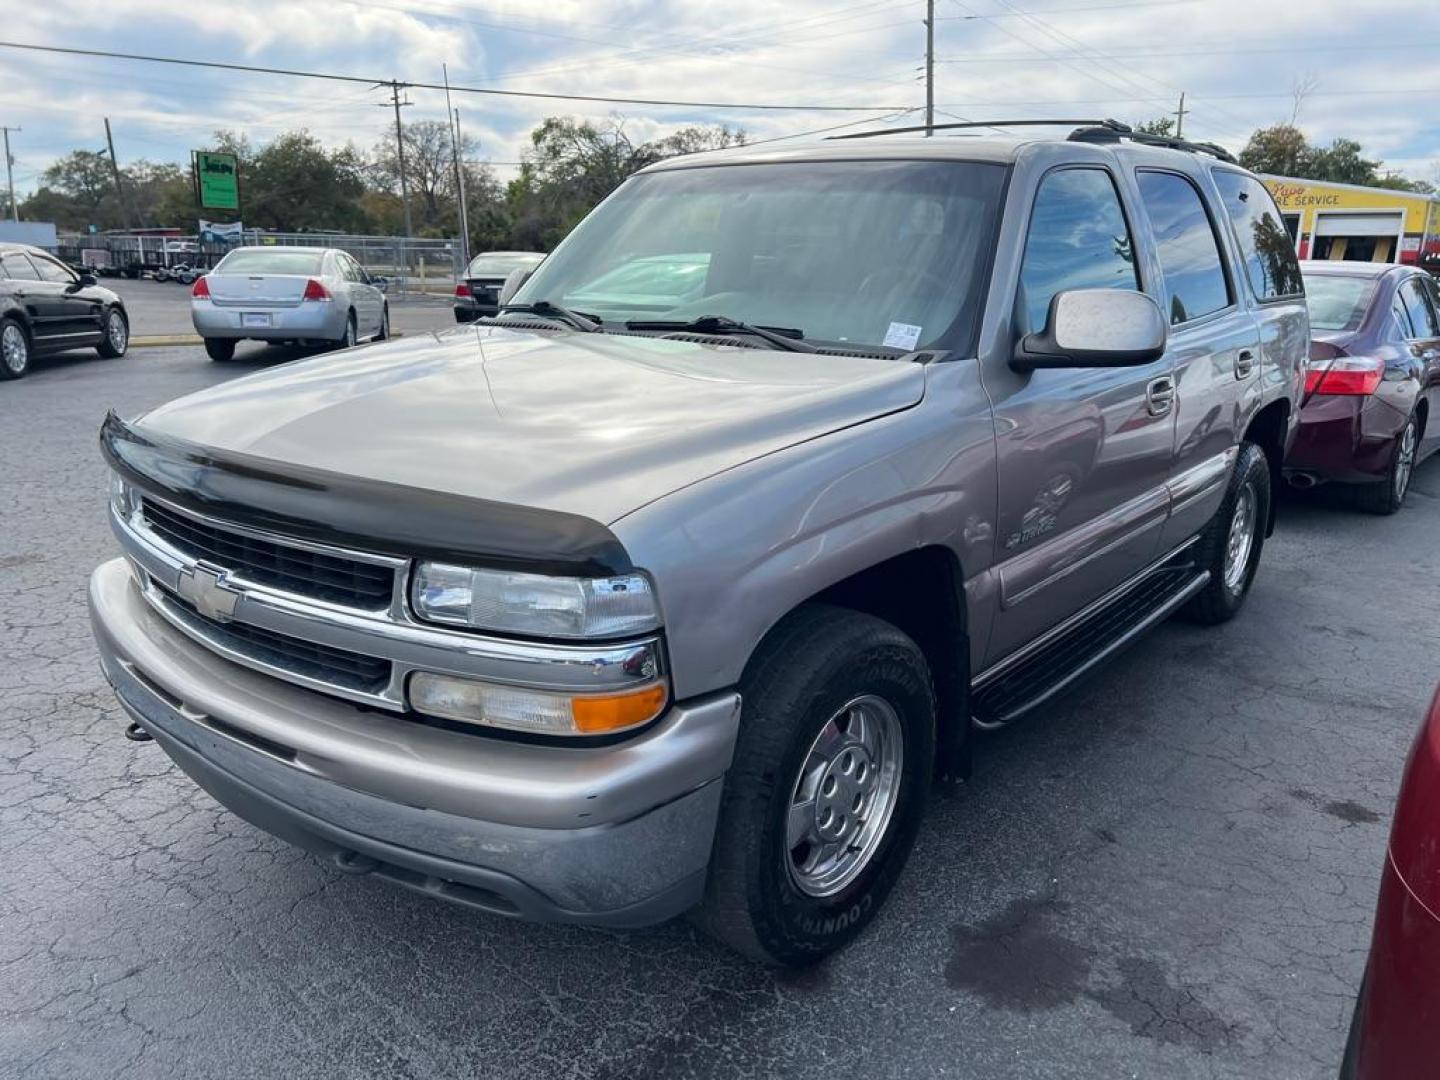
[454, 283, 472, 298]
[1304, 356, 1385, 396]
[191, 276, 210, 299]
[302, 278, 332, 302]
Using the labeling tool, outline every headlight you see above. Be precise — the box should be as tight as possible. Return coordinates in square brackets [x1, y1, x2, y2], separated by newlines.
[110, 473, 133, 518]
[409, 671, 667, 736]
[411, 562, 660, 639]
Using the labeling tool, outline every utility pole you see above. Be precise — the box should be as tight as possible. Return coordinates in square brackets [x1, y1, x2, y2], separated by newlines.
[380, 81, 413, 237]
[1173, 92, 1188, 139]
[443, 64, 470, 267]
[1, 125, 19, 221]
[103, 117, 133, 229]
[924, 0, 935, 136]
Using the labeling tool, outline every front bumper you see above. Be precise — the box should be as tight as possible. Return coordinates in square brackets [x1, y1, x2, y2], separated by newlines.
[191, 300, 347, 341]
[89, 558, 741, 926]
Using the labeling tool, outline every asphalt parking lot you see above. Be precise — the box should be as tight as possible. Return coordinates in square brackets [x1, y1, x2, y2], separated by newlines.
[3, 326, 1437, 1079]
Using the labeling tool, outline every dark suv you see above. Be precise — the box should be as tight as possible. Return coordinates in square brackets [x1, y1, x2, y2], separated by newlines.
[90, 121, 1306, 964]
[1, 242, 130, 379]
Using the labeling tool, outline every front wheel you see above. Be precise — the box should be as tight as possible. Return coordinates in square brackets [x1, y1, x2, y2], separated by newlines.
[375, 304, 390, 341]
[693, 604, 935, 966]
[1354, 414, 1417, 515]
[1181, 441, 1271, 625]
[96, 307, 129, 358]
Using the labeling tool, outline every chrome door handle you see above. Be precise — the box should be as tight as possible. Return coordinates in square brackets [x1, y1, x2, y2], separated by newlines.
[1146, 376, 1175, 416]
[1235, 349, 1256, 379]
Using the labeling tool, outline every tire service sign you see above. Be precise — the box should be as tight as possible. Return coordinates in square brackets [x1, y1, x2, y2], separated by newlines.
[194, 151, 240, 211]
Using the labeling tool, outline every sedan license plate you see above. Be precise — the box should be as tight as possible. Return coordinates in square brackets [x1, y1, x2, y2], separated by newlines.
[241, 312, 272, 328]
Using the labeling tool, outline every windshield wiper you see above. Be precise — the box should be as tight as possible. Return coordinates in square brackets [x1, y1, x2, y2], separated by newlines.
[625, 315, 817, 353]
[495, 299, 601, 332]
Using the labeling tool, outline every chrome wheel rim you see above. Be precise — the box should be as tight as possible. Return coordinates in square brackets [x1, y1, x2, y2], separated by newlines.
[785, 695, 904, 898]
[1222, 483, 1257, 592]
[107, 311, 127, 352]
[2, 324, 27, 373]
[1395, 422, 1417, 501]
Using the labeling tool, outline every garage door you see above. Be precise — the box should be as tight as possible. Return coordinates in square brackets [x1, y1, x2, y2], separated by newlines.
[1314, 212, 1404, 237]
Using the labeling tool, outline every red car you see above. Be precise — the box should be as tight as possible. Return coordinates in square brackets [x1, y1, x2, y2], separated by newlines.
[1342, 686, 1440, 1078]
[1287, 263, 1440, 513]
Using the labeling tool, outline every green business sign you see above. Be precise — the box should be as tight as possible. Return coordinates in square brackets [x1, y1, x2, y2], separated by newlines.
[195, 151, 240, 211]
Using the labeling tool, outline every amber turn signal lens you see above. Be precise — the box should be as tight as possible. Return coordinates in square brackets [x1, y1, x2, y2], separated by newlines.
[572, 684, 669, 733]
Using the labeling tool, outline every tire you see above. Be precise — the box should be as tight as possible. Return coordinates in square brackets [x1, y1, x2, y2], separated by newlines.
[1181, 441, 1271, 625]
[333, 312, 357, 351]
[692, 604, 936, 966]
[0, 317, 31, 380]
[203, 338, 236, 363]
[1353, 414, 1418, 515]
[96, 307, 129, 359]
[376, 304, 390, 341]
[1339, 972, 1366, 1080]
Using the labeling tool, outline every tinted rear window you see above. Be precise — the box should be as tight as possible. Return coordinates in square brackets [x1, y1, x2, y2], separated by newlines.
[1302, 274, 1376, 332]
[1213, 171, 1303, 301]
[467, 253, 543, 278]
[1136, 171, 1231, 325]
[217, 250, 325, 275]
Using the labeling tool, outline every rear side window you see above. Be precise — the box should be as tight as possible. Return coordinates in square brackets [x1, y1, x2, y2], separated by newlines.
[1212, 171, 1303, 301]
[1135, 171, 1231, 325]
[1398, 278, 1438, 338]
[1018, 167, 1140, 334]
[0, 253, 39, 281]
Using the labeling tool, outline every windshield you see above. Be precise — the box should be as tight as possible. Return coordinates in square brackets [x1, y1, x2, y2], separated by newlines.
[1302, 273, 1377, 332]
[514, 160, 1007, 353]
[467, 252, 544, 278]
[217, 250, 324, 276]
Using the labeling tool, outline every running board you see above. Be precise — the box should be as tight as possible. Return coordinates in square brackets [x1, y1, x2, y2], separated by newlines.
[971, 551, 1208, 730]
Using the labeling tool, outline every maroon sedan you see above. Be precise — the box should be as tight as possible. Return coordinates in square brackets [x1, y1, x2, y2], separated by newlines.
[1286, 263, 1440, 513]
[1343, 685, 1440, 1077]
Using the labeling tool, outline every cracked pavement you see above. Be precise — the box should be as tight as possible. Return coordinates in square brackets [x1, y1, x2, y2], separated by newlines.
[3, 338, 1436, 1079]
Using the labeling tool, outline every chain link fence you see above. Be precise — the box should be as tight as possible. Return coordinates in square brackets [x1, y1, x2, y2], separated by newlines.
[239, 232, 463, 296]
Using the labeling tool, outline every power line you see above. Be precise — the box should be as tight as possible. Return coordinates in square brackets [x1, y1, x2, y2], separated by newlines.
[0, 41, 907, 113]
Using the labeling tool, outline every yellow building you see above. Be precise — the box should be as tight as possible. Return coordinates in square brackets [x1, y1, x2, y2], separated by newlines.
[1261, 174, 1440, 265]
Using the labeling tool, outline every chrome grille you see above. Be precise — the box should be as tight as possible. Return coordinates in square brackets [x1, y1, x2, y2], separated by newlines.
[159, 585, 393, 695]
[140, 498, 395, 610]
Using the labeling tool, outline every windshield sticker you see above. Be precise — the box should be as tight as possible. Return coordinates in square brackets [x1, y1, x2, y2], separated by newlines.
[883, 322, 922, 350]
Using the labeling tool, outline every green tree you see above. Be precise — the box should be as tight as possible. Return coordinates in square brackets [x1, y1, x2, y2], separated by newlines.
[506, 117, 745, 250]
[239, 131, 367, 231]
[1133, 117, 1176, 137]
[1238, 124, 1310, 177]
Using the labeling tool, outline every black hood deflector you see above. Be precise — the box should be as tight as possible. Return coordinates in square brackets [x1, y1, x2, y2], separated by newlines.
[100, 411, 633, 577]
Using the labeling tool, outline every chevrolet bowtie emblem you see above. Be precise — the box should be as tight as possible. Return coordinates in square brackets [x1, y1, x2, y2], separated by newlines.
[176, 564, 241, 623]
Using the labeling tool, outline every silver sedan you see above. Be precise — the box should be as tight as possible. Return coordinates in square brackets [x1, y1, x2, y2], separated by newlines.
[191, 246, 389, 362]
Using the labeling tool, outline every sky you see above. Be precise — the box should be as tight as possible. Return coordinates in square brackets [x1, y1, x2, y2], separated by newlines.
[3, 0, 1440, 204]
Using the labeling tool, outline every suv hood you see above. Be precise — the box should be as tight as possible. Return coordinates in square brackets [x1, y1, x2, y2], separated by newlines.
[136, 326, 925, 525]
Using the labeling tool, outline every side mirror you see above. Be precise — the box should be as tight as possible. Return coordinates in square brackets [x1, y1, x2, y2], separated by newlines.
[1012, 288, 1167, 370]
[71, 272, 98, 290]
[498, 268, 534, 308]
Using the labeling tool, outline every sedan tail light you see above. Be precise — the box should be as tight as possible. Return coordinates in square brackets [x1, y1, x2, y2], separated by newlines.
[191, 276, 210, 298]
[454, 282, 472, 298]
[1304, 356, 1385, 396]
[303, 278, 332, 302]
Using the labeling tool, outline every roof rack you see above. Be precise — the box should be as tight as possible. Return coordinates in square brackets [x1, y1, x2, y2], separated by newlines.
[828, 117, 1239, 164]
[1067, 125, 1238, 164]
[828, 118, 1130, 140]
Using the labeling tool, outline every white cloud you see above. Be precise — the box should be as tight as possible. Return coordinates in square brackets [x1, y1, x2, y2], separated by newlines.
[4, 0, 1439, 199]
